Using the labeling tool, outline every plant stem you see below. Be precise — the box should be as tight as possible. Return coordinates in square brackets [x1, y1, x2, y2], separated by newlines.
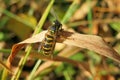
[11, 0, 55, 80]
[62, 0, 80, 24]
[27, 60, 42, 80]
[87, 0, 93, 34]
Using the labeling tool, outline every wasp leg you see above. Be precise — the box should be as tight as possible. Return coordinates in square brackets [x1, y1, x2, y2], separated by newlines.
[50, 41, 56, 59]
[38, 40, 44, 53]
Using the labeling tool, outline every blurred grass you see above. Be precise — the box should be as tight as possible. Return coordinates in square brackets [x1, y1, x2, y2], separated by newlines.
[62, 0, 80, 24]
[87, 0, 93, 34]
[110, 22, 120, 32]
[0, 0, 120, 80]
[0, 8, 35, 29]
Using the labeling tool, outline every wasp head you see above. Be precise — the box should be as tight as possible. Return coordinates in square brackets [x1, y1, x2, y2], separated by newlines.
[49, 20, 62, 34]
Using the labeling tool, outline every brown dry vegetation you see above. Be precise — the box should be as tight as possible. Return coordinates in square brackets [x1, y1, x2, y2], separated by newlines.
[0, 0, 120, 80]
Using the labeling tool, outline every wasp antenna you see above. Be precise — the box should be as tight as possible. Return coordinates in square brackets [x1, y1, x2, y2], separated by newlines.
[50, 7, 60, 21]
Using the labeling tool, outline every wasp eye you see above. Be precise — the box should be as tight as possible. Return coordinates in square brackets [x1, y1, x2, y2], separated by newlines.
[51, 30, 55, 33]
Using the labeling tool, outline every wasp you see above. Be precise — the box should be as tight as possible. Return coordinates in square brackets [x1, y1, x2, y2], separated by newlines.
[40, 20, 62, 56]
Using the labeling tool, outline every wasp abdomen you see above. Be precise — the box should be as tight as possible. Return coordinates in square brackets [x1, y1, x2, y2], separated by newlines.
[42, 33, 55, 55]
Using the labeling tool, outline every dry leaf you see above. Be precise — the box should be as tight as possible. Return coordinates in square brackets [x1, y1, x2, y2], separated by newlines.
[33, 55, 90, 77]
[60, 31, 120, 63]
[7, 31, 47, 68]
[6, 49, 90, 77]
[0, 60, 13, 73]
[7, 30, 120, 68]
[34, 46, 82, 77]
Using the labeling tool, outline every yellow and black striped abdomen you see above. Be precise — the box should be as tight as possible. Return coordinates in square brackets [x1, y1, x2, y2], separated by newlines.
[42, 32, 55, 55]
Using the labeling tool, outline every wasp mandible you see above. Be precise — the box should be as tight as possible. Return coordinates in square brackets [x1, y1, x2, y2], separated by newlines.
[40, 20, 62, 56]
